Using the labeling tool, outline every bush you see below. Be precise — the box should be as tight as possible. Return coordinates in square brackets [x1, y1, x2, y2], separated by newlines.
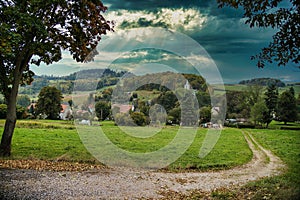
[130, 112, 148, 126]
[114, 112, 149, 126]
[0, 104, 27, 119]
[16, 106, 27, 119]
[280, 126, 300, 130]
[95, 101, 111, 121]
[236, 123, 255, 129]
[224, 122, 238, 128]
[114, 113, 134, 126]
[0, 104, 7, 119]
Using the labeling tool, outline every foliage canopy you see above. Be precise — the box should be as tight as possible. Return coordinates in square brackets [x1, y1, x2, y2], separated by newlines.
[0, 0, 112, 156]
[36, 86, 63, 120]
[217, 0, 299, 68]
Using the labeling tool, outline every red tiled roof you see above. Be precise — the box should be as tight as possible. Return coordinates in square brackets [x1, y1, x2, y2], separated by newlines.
[112, 104, 132, 113]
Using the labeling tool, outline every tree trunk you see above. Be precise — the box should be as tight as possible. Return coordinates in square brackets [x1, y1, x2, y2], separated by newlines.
[0, 89, 18, 156]
[0, 66, 23, 156]
[0, 43, 32, 156]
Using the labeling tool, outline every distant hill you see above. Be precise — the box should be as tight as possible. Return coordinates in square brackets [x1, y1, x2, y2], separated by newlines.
[35, 68, 126, 80]
[121, 71, 208, 93]
[20, 69, 127, 95]
[239, 78, 285, 87]
[21, 69, 208, 95]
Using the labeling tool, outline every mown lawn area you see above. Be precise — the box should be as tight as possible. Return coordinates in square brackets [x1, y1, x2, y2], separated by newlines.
[0, 120, 252, 171]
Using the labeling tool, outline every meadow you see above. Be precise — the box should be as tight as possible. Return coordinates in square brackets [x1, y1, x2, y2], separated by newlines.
[0, 119, 299, 199]
[0, 120, 252, 171]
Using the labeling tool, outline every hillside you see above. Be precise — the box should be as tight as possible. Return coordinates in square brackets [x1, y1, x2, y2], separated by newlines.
[18, 68, 299, 98]
[19, 69, 126, 95]
[19, 69, 210, 96]
[239, 78, 285, 87]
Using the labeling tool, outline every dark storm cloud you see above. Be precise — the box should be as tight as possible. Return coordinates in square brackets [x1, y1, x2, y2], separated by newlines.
[100, 0, 298, 82]
[105, 0, 211, 10]
[105, 0, 244, 19]
[32, 0, 298, 82]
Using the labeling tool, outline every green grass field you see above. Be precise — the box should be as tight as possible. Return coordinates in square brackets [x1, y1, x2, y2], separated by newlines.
[1, 120, 299, 199]
[0, 120, 252, 171]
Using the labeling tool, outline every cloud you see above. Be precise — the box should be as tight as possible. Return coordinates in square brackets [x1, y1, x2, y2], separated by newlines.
[31, 0, 299, 83]
[104, 0, 212, 10]
[105, 8, 208, 33]
[104, 7, 275, 57]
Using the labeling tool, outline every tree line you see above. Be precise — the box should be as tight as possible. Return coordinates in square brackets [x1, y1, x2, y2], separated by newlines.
[239, 78, 285, 87]
[226, 84, 299, 127]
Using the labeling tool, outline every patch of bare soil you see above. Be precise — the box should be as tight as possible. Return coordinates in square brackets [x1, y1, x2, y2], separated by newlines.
[0, 131, 286, 199]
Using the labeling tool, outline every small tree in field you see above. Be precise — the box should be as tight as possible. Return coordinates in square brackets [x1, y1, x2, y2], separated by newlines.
[0, 0, 112, 156]
[36, 86, 62, 120]
[277, 87, 298, 124]
[264, 84, 278, 127]
[251, 100, 268, 126]
[95, 101, 111, 121]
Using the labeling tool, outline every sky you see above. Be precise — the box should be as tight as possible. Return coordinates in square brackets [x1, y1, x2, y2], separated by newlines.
[31, 0, 299, 84]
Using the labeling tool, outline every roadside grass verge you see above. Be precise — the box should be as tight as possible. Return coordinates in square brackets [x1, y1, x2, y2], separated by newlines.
[1, 120, 252, 172]
[195, 129, 300, 200]
[244, 129, 300, 199]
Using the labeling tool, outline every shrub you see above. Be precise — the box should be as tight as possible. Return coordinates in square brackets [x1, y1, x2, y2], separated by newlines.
[0, 104, 7, 119]
[16, 106, 27, 119]
[130, 112, 148, 126]
[114, 113, 134, 126]
[236, 123, 255, 129]
[0, 104, 27, 119]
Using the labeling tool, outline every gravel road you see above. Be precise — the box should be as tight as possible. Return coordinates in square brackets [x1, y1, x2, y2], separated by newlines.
[0, 131, 286, 199]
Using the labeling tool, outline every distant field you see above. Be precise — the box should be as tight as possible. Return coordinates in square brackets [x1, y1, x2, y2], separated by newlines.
[135, 90, 161, 101]
[212, 84, 300, 96]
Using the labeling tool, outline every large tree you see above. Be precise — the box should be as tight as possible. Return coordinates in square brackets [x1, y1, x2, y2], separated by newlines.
[0, 0, 112, 156]
[251, 99, 268, 126]
[217, 0, 300, 68]
[95, 101, 111, 121]
[277, 87, 298, 124]
[36, 86, 62, 120]
[264, 84, 278, 127]
[16, 95, 31, 108]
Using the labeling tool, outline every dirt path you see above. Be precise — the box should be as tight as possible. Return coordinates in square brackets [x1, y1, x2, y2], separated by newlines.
[0, 131, 286, 199]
